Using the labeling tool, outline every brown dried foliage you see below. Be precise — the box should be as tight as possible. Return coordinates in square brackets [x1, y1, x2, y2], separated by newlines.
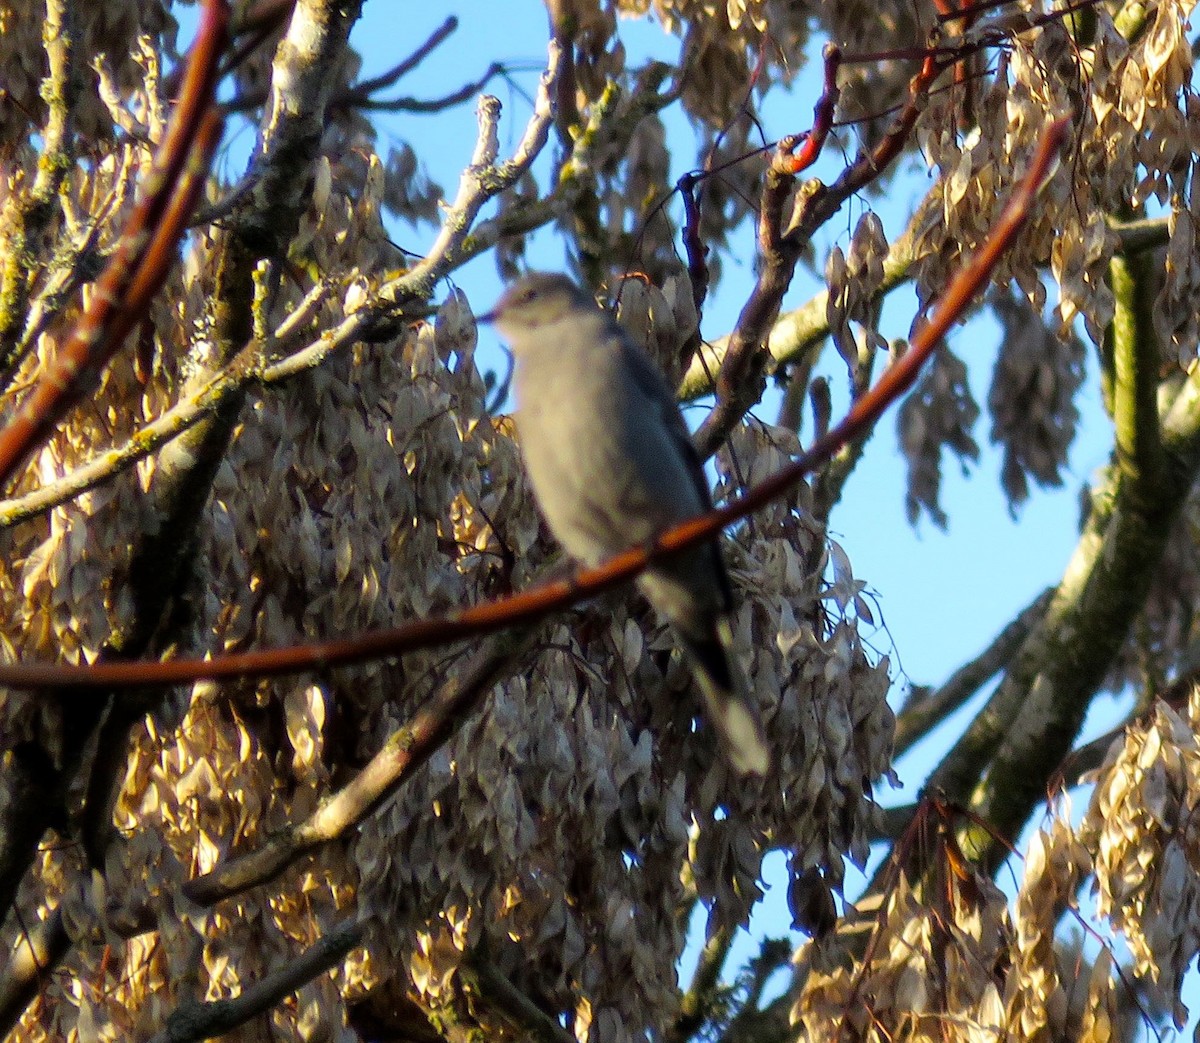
[2, 0, 1200, 1042]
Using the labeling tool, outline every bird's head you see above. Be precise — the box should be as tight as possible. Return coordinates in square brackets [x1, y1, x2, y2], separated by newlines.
[478, 272, 596, 341]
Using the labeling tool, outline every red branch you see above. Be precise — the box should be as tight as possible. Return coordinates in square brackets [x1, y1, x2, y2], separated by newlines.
[777, 45, 841, 175]
[0, 120, 1068, 692]
[0, 0, 229, 488]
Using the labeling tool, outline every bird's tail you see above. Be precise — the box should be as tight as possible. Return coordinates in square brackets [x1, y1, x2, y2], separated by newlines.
[680, 616, 770, 777]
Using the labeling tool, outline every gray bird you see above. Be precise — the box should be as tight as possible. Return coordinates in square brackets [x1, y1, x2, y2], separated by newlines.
[482, 272, 770, 776]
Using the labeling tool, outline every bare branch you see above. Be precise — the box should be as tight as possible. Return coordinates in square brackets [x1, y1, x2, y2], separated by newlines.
[352, 66, 506, 114]
[144, 919, 364, 1043]
[344, 15, 459, 98]
[267, 37, 562, 382]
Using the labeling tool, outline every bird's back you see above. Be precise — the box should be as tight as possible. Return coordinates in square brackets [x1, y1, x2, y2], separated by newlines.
[513, 313, 708, 564]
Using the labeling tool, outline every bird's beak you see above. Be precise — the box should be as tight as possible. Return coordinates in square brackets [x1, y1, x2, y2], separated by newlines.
[476, 308, 497, 325]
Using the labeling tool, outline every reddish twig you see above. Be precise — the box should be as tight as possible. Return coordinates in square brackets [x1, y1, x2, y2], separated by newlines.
[0, 118, 1068, 693]
[0, 0, 229, 488]
[119, 108, 224, 333]
[694, 46, 943, 458]
[776, 45, 841, 176]
[676, 34, 775, 317]
[672, 44, 840, 337]
[162, 0, 293, 101]
[930, 0, 977, 125]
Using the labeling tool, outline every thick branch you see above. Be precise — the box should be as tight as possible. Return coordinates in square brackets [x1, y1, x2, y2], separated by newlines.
[1108, 247, 1165, 496]
[0, 910, 69, 1037]
[1110, 214, 1169, 254]
[936, 356, 1200, 871]
[80, 0, 369, 872]
[145, 919, 364, 1043]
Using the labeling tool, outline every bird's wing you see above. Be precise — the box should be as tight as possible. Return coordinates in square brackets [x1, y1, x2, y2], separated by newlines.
[613, 326, 734, 608]
[614, 328, 716, 514]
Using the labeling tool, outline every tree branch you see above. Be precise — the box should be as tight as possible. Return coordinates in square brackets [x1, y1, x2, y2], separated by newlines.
[0, 0, 80, 374]
[1108, 246, 1165, 497]
[0, 910, 70, 1037]
[947, 451, 1200, 872]
[678, 227, 916, 402]
[144, 918, 364, 1043]
[693, 52, 941, 458]
[667, 919, 734, 1043]
[0, 1, 229, 487]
